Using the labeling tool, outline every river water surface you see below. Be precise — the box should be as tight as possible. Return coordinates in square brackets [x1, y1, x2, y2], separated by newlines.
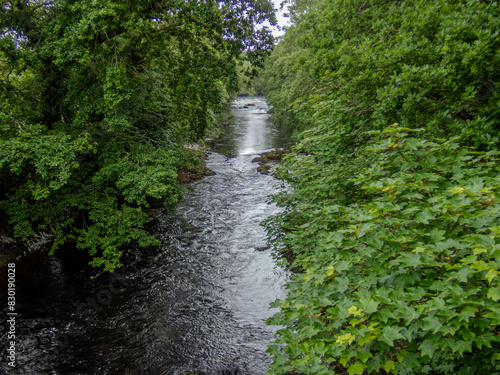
[1, 97, 293, 374]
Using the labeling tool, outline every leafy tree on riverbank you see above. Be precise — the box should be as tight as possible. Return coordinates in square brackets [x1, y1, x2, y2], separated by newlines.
[0, 0, 275, 272]
[264, 0, 500, 373]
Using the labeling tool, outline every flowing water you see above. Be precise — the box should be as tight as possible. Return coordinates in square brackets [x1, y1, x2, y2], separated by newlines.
[1, 97, 293, 375]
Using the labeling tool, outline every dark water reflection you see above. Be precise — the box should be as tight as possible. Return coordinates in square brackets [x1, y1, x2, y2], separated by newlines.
[1, 97, 292, 374]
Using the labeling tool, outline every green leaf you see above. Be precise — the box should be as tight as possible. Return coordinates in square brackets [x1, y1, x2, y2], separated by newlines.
[426, 297, 445, 311]
[455, 267, 476, 282]
[348, 361, 367, 375]
[452, 340, 472, 355]
[326, 266, 335, 276]
[451, 187, 466, 195]
[359, 298, 379, 314]
[357, 349, 373, 363]
[414, 210, 435, 224]
[384, 360, 395, 372]
[419, 339, 436, 358]
[429, 229, 446, 242]
[487, 287, 500, 302]
[380, 326, 404, 346]
[486, 269, 498, 283]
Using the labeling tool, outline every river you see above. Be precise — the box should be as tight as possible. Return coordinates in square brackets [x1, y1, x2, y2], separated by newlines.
[1, 97, 293, 375]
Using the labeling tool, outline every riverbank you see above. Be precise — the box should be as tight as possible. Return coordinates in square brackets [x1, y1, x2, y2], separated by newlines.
[0, 144, 218, 290]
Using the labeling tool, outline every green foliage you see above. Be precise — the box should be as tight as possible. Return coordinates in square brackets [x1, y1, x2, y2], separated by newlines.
[264, 0, 500, 373]
[262, 26, 317, 135]
[0, 0, 275, 271]
[264, 0, 500, 148]
[236, 59, 266, 96]
[267, 127, 500, 374]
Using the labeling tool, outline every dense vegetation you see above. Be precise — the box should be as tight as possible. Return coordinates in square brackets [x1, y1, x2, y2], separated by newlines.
[263, 0, 500, 373]
[0, 0, 275, 272]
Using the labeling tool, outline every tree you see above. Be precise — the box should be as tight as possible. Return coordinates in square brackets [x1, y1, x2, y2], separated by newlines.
[0, 0, 275, 272]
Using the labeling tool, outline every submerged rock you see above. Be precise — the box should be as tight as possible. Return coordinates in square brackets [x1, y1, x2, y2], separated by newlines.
[255, 246, 269, 251]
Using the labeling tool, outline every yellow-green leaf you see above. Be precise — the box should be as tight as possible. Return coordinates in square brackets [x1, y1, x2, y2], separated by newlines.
[486, 269, 498, 283]
[336, 332, 356, 345]
[473, 248, 487, 255]
[348, 361, 367, 375]
[450, 187, 466, 195]
[327, 266, 334, 277]
[384, 360, 395, 372]
[348, 305, 364, 317]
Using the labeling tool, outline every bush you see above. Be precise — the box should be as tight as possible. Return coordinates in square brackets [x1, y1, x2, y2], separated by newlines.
[267, 126, 500, 374]
[264, 0, 500, 372]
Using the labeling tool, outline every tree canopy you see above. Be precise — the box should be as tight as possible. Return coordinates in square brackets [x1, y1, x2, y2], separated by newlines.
[0, 0, 275, 271]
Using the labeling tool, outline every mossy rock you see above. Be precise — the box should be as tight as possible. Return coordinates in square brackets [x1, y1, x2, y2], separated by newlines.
[252, 149, 290, 175]
[177, 165, 216, 184]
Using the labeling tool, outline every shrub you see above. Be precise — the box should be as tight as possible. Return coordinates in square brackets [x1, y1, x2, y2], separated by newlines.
[267, 126, 500, 374]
